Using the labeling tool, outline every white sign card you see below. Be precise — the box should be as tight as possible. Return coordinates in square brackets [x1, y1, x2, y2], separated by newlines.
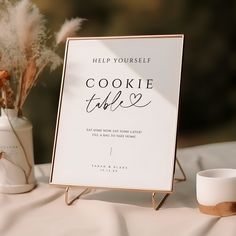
[50, 35, 184, 192]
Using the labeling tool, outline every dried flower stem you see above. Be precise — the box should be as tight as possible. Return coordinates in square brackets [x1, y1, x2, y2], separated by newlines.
[18, 58, 37, 109]
[0, 151, 28, 184]
[4, 108, 32, 182]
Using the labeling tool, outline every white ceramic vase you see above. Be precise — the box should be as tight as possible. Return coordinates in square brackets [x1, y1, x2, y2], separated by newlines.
[0, 109, 36, 193]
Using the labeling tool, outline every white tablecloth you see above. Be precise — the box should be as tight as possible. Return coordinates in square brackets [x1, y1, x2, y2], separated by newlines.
[1, 142, 236, 236]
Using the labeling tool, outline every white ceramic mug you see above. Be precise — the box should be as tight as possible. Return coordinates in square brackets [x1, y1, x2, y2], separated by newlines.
[196, 168, 236, 216]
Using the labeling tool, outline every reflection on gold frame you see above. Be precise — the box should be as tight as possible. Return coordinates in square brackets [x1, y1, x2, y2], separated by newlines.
[64, 157, 187, 210]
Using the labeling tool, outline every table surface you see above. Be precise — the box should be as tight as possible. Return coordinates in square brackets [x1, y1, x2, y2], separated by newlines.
[1, 142, 236, 236]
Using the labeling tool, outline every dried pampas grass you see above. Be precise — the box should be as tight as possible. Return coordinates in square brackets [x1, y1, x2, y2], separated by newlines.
[14, 0, 46, 54]
[56, 18, 84, 44]
[0, 0, 83, 112]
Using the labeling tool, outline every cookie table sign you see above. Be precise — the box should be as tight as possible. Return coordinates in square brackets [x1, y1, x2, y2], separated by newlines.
[50, 35, 184, 193]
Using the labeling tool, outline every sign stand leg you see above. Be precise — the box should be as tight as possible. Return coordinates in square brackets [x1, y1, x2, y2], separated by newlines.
[152, 192, 170, 211]
[65, 187, 90, 206]
[152, 157, 186, 210]
[64, 157, 186, 208]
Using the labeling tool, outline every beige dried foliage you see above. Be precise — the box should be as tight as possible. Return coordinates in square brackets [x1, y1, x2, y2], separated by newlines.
[14, 0, 46, 54]
[56, 18, 84, 44]
[0, 0, 83, 111]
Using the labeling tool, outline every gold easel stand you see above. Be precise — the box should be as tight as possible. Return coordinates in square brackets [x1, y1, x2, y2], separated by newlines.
[65, 158, 186, 210]
[152, 158, 186, 210]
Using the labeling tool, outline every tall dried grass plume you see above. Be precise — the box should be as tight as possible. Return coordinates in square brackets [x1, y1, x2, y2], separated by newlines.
[0, 0, 83, 114]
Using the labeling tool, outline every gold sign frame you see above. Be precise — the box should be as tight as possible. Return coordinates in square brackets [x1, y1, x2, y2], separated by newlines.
[50, 35, 185, 209]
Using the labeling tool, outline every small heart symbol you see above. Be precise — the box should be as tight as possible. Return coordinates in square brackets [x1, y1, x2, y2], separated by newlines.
[129, 93, 142, 104]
